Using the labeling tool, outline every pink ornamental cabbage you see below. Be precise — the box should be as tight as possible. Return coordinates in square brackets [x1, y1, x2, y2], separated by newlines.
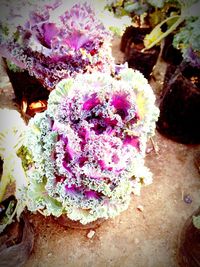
[0, 1, 114, 90]
[24, 68, 159, 224]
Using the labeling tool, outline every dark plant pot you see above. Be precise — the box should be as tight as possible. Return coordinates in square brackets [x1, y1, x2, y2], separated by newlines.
[157, 61, 200, 144]
[161, 34, 183, 66]
[54, 214, 105, 230]
[6, 67, 49, 103]
[0, 209, 34, 267]
[120, 26, 136, 53]
[5, 61, 49, 119]
[177, 207, 200, 267]
[121, 26, 160, 79]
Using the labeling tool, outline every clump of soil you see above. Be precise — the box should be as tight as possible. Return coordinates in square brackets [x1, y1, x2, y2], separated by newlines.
[5, 66, 49, 120]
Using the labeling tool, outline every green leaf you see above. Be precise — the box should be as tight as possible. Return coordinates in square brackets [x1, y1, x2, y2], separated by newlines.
[6, 59, 23, 72]
[193, 215, 200, 229]
[0, 24, 9, 36]
[144, 26, 163, 48]
[143, 15, 183, 50]
[149, 10, 165, 27]
[0, 199, 17, 234]
[124, 2, 140, 13]
[109, 26, 123, 36]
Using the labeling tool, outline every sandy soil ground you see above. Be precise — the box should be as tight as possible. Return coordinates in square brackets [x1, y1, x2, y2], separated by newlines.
[0, 38, 200, 267]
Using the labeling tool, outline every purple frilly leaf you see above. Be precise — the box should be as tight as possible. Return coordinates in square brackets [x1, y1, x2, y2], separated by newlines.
[62, 161, 72, 174]
[84, 190, 101, 199]
[185, 47, 200, 68]
[60, 3, 94, 27]
[111, 154, 120, 164]
[123, 135, 140, 150]
[111, 93, 130, 120]
[98, 160, 112, 171]
[29, 9, 50, 25]
[63, 151, 72, 165]
[41, 23, 59, 48]
[59, 134, 68, 145]
[78, 127, 90, 149]
[83, 93, 100, 111]
[0, 44, 26, 69]
[65, 30, 90, 51]
[55, 174, 66, 183]
[79, 156, 88, 167]
[65, 185, 80, 194]
[28, 0, 61, 25]
[103, 117, 118, 127]
[52, 121, 59, 131]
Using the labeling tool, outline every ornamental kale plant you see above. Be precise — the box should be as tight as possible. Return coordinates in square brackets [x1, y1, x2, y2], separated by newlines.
[23, 67, 159, 224]
[0, 1, 114, 90]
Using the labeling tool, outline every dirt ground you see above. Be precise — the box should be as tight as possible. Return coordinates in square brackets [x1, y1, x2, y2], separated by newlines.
[1, 38, 200, 267]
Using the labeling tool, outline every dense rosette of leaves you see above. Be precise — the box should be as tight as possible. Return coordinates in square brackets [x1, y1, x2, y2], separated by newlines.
[24, 67, 159, 224]
[0, 1, 114, 90]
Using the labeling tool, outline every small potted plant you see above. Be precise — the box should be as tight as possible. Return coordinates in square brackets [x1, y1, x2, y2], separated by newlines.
[0, 1, 114, 116]
[0, 108, 34, 267]
[105, 0, 168, 79]
[21, 66, 159, 228]
[156, 15, 200, 143]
